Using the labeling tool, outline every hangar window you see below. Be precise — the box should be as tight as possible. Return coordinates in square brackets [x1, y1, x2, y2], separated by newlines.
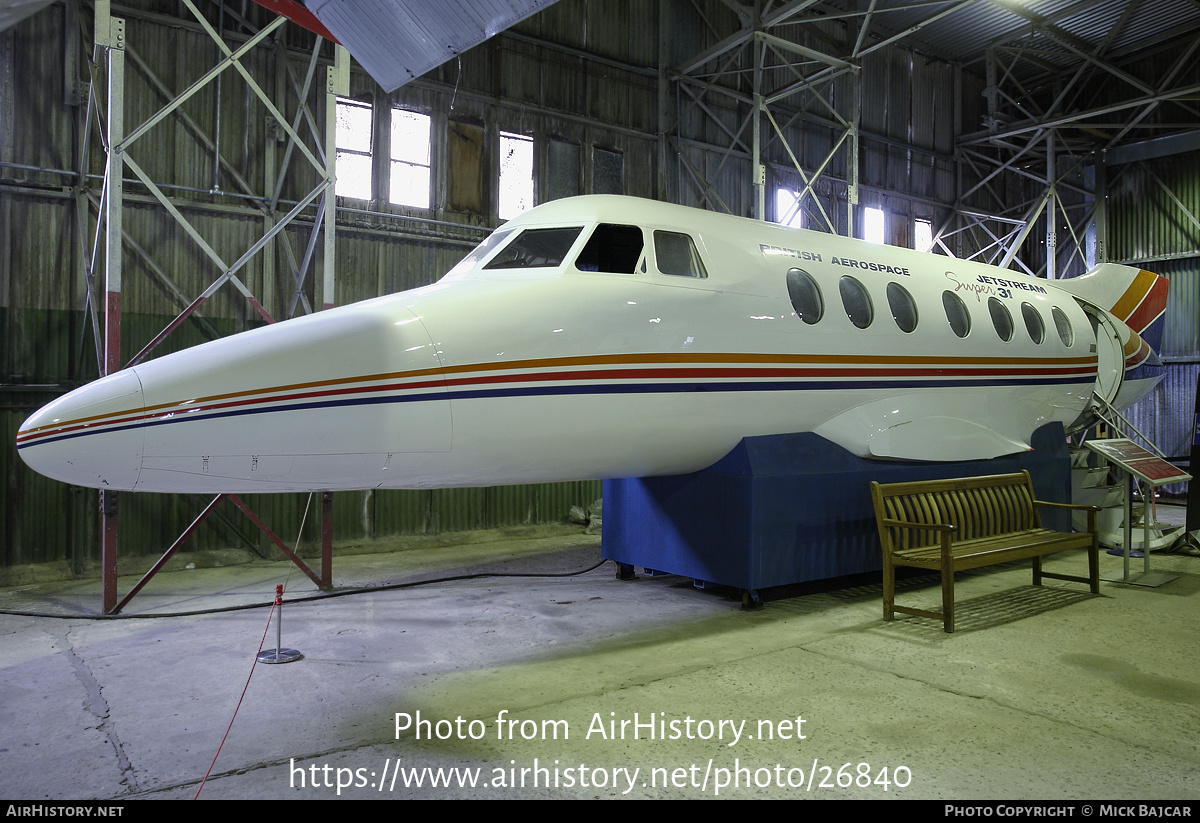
[989, 297, 1014, 342]
[942, 291, 970, 338]
[548, 139, 581, 201]
[390, 109, 431, 209]
[484, 227, 583, 269]
[499, 131, 534, 219]
[654, 231, 708, 278]
[786, 268, 823, 324]
[863, 207, 885, 245]
[1052, 306, 1074, 346]
[1022, 302, 1045, 344]
[839, 276, 873, 329]
[576, 224, 644, 273]
[915, 219, 933, 253]
[593, 147, 624, 195]
[334, 97, 373, 200]
[775, 189, 803, 228]
[887, 282, 918, 333]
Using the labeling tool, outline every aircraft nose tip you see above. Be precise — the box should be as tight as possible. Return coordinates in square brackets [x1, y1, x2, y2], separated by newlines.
[16, 370, 146, 490]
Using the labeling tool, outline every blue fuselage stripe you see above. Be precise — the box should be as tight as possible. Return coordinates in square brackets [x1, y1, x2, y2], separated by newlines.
[19, 376, 1095, 449]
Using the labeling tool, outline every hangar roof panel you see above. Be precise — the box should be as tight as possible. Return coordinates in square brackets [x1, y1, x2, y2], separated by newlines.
[304, 0, 563, 92]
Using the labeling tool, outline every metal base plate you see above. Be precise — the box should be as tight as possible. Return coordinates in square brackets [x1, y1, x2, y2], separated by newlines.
[1101, 571, 1178, 588]
[257, 648, 303, 664]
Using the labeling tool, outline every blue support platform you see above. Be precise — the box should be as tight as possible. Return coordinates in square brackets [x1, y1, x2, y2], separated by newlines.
[602, 423, 1071, 598]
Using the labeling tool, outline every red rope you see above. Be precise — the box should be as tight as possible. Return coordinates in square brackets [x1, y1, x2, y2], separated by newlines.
[193, 596, 278, 800]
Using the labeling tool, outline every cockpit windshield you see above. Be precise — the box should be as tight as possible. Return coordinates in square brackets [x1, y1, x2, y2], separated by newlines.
[467, 221, 708, 280]
[483, 227, 584, 269]
[444, 229, 514, 277]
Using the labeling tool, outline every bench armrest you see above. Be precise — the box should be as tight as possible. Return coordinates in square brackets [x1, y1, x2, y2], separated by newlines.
[1032, 500, 1101, 512]
[1032, 500, 1099, 534]
[879, 518, 957, 559]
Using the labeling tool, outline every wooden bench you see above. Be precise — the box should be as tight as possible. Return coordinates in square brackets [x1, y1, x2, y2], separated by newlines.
[869, 471, 1100, 633]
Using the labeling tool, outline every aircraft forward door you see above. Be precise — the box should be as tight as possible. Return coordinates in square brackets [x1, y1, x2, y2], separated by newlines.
[1079, 300, 1125, 405]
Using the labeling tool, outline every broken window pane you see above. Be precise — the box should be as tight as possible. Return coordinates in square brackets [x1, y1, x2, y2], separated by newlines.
[593, 147, 623, 195]
[499, 131, 534, 219]
[548, 139, 581, 202]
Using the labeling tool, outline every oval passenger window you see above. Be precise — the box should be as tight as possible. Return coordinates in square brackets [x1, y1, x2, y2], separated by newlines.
[989, 297, 1014, 342]
[1022, 302, 1045, 344]
[786, 268, 823, 325]
[942, 290, 970, 338]
[1052, 306, 1074, 346]
[886, 282, 918, 333]
[839, 276, 873, 329]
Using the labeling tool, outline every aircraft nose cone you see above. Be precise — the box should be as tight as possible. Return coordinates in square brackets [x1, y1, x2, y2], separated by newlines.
[16, 369, 146, 490]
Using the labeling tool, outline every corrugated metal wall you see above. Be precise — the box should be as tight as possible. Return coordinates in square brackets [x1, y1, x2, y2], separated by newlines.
[1109, 153, 1200, 488]
[3, 0, 1193, 571]
[2, 1, 624, 569]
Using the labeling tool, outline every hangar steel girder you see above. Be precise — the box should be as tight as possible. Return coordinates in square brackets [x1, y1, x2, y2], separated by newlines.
[84, 0, 345, 612]
[665, 0, 1200, 276]
[953, 3, 1200, 277]
[666, 0, 863, 234]
[665, 0, 988, 240]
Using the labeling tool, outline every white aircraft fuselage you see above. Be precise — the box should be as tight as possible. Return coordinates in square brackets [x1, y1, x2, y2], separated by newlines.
[17, 195, 1166, 493]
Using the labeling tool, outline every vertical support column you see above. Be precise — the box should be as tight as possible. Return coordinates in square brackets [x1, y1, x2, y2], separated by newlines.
[985, 48, 998, 134]
[322, 45, 348, 312]
[318, 46, 349, 587]
[101, 11, 125, 614]
[751, 14, 764, 221]
[953, 64, 964, 258]
[657, 0, 669, 202]
[847, 68, 860, 239]
[262, 115, 278, 318]
[63, 0, 79, 107]
[1046, 133, 1056, 279]
[752, 99, 764, 219]
[320, 491, 333, 589]
[103, 13, 123, 378]
[1094, 157, 1107, 264]
[1186, 371, 1199, 537]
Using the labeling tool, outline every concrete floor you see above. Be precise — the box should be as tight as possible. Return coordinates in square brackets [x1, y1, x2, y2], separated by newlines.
[1, 512, 1198, 801]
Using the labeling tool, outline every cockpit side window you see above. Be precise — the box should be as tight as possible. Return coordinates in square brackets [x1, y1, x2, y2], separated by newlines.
[575, 224, 645, 273]
[654, 231, 708, 278]
[483, 227, 583, 269]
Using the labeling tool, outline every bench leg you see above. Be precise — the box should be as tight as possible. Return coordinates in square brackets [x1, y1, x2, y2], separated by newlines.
[883, 556, 892, 623]
[1032, 555, 1043, 586]
[941, 559, 955, 633]
[883, 556, 895, 621]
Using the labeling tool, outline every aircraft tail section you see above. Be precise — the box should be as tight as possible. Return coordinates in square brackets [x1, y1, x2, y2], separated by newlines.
[1055, 263, 1169, 413]
[1056, 263, 1169, 351]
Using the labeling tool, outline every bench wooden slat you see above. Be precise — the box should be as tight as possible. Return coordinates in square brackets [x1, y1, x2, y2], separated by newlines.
[870, 470, 1100, 632]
